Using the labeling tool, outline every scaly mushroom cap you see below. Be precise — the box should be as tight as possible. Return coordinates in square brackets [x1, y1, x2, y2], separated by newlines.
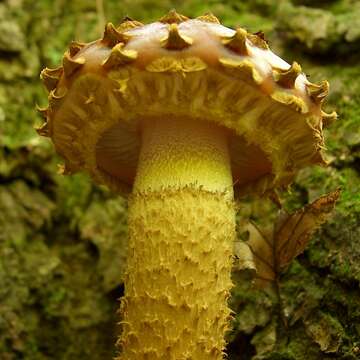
[37, 11, 336, 196]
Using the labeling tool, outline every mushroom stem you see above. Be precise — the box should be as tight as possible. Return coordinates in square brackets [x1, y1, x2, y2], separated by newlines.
[118, 117, 236, 359]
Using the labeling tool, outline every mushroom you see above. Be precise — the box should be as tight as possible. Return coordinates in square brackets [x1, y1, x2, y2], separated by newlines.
[37, 11, 336, 359]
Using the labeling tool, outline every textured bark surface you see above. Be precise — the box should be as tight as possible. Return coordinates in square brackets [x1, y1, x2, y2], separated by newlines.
[119, 189, 235, 359]
[1, 1, 359, 359]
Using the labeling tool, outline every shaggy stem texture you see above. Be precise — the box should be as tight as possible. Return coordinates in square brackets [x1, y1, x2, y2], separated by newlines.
[117, 117, 236, 359]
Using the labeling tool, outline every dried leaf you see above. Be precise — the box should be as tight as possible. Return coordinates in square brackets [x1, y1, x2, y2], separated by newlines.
[235, 190, 340, 287]
[243, 221, 275, 287]
[233, 239, 256, 272]
[274, 189, 341, 270]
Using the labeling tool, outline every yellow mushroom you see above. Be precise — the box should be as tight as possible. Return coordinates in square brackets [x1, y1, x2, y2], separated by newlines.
[37, 10, 335, 359]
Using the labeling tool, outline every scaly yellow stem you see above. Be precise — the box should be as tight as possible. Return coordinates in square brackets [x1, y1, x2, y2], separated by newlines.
[118, 117, 236, 359]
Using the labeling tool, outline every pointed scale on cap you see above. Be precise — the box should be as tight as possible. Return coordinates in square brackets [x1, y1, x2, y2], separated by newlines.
[196, 12, 220, 24]
[159, 9, 189, 24]
[160, 23, 193, 50]
[40, 67, 63, 92]
[63, 52, 85, 77]
[274, 62, 302, 88]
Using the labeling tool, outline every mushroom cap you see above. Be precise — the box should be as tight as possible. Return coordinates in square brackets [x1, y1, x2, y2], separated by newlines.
[38, 11, 336, 196]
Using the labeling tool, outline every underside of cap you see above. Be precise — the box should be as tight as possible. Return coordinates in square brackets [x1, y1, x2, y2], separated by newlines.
[37, 10, 336, 197]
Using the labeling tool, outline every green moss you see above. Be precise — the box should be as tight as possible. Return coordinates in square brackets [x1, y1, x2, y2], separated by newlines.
[79, 196, 128, 291]
[276, 2, 360, 54]
[54, 173, 93, 227]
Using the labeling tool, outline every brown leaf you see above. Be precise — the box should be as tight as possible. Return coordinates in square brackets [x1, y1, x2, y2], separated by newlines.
[274, 189, 341, 270]
[235, 189, 340, 287]
[245, 221, 276, 286]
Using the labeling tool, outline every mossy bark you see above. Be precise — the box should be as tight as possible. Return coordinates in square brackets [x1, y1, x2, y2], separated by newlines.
[118, 117, 236, 358]
[1, 1, 360, 359]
